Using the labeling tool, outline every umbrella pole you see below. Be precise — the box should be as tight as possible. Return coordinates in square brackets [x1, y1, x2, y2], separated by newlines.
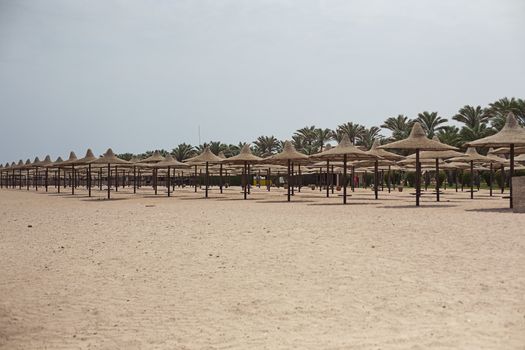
[133, 166, 136, 194]
[115, 166, 119, 192]
[72, 165, 75, 195]
[26, 169, 29, 191]
[351, 165, 355, 192]
[219, 164, 223, 194]
[167, 166, 171, 197]
[291, 162, 295, 196]
[489, 163, 493, 197]
[88, 163, 92, 197]
[45, 168, 48, 192]
[343, 154, 348, 204]
[248, 163, 251, 194]
[243, 161, 247, 199]
[107, 163, 111, 199]
[415, 149, 420, 206]
[287, 159, 291, 202]
[297, 164, 301, 193]
[194, 165, 198, 192]
[331, 165, 334, 194]
[154, 168, 158, 195]
[267, 168, 271, 191]
[387, 165, 392, 193]
[435, 158, 440, 202]
[470, 160, 474, 199]
[99, 168, 102, 190]
[500, 165, 504, 194]
[58, 168, 61, 193]
[205, 162, 209, 198]
[374, 160, 378, 200]
[326, 160, 330, 198]
[510, 144, 515, 209]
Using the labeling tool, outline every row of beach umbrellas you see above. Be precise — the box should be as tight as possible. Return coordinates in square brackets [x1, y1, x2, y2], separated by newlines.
[1, 113, 524, 208]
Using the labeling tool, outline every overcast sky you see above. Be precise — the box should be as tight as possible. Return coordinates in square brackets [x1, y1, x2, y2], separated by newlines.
[0, 0, 524, 162]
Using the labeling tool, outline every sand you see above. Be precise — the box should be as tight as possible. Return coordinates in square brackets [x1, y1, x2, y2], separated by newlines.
[0, 186, 524, 349]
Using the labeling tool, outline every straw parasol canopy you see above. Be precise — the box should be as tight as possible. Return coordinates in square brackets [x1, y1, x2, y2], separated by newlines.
[89, 149, 131, 165]
[149, 154, 190, 197]
[222, 144, 263, 199]
[71, 149, 98, 196]
[310, 135, 375, 203]
[467, 113, 525, 148]
[264, 141, 309, 163]
[223, 144, 262, 164]
[89, 149, 130, 199]
[36, 155, 53, 167]
[490, 146, 525, 155]
[74, 149, 98, 165]
[185, 146, 223, 198]
[465, 113, 525, 208]
[365, 140, 405, 198]
[366, 139, 404, 161]
[46, 156, 64, 167]
[152, 154, 189, 168]
[312, 135, 373, 160]
[262, 141, 308, 202]
[379, 123, 457, 152]
[378, 122, 457, 206]
[185, 146, 223, 164]
[138, 150, 166, 164]
[448, 147, 495, 163]
[448, 147, 496, 200]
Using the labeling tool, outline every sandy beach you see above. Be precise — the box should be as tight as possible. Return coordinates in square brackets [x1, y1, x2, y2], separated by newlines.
[0, 187, 524, 349]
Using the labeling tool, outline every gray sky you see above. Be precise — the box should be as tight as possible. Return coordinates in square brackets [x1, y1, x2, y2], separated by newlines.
[1, 0, 524, 162]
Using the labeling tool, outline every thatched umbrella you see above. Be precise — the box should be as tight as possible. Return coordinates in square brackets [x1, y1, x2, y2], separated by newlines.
[89, 149, 131, 199]
[44, 157, 64, 193]
[150, 154, 189, 197]
[263, 141, 308, 202]
[60, 152, 78, 195]
[22, 159, 31, 190]
[379, 122, 457, 206]
[217, 151, 227, 194]
[366, 140, 404, 197]
[490, 146, 525, 155]
[71, 149, 98, 197]
[467, 113, 525, 208]
[27, 157, 40, 191]
[222, 144, 262, 199]
[403, 137, 464, 201]
[185, 146, 222, 198]
[311, 135, 375, 204]
[138, 151, 165, 195]
[35, 155, 53, 192]
[448, 147, 500, 200]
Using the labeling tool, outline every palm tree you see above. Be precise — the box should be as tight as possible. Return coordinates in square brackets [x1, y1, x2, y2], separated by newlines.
[435, 126, 462, 148]
[335, 122, 364, 144]
[486, 97, 525, 128]
[453, 105, 493, 143]
[171, 143, 196, 161]
[315, 128, 332, 151]
[294, 125, 318, 151]
[253, 135, 280, 157]
[117, 153, 134, 161]
[381, 114, 415, 141]
[416, 111, 447, 138]
[452, 105, 489, 126]
[357, 126, 383, 149]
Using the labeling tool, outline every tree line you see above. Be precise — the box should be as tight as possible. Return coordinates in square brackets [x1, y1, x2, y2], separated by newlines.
[118, 97, 525, 161]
